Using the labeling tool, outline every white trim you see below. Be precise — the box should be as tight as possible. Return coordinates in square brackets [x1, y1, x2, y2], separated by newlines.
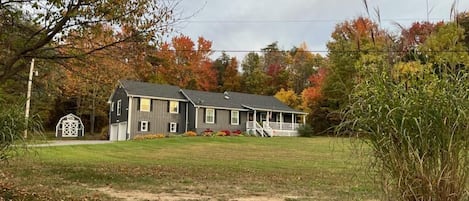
[127, 97, 132, 137]
[169, 122, 177, 133]
[129, 94, 188, 102]
[185, 102, 189, 132]
[116, 100, 122, 116]
[231, 110, 239, 125]
[111, 102, 114, 112]
[241, 104, 308, 115]
[195, 107, 199, 129]
[169, 100, 179, 114]
[140, 121, 149, 132]
[205, 108, 215, 124]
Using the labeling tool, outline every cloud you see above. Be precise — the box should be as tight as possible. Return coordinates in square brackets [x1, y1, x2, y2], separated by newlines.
[169, 0, 469, 60]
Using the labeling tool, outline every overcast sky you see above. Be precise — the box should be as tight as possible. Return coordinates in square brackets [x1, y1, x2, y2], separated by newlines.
[168, 0, 469, 59]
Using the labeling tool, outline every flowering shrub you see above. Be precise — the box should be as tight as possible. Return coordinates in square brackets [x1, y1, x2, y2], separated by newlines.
[231, 130, 242, 136]
[184, 131, 197, 137]
[220, 130, 231, 136]
[215, 131, 227, 136]
[202, 128, 213, 136]
[133, 134, 165, 140]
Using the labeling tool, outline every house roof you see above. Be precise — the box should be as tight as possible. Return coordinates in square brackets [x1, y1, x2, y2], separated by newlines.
[119, 80, 186, 101]
[181, 90, 306, 114]
[117, 80, 306, 114]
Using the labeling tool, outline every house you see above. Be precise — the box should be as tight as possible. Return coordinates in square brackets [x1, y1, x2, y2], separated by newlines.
[108, 80, 307, 141]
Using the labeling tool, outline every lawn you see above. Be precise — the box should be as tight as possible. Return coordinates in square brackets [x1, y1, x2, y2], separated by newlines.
[1, 137, 378, 201]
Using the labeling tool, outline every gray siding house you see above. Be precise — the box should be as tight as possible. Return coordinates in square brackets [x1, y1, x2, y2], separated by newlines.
[108, 80, 307, 141]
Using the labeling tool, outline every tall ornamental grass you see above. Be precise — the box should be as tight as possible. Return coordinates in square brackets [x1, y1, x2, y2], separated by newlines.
[0, 99, 42, 161]
[341, 68, 469, 201]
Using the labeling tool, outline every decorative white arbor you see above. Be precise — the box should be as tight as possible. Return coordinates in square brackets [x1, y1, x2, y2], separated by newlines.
[56, 113, 85, 137]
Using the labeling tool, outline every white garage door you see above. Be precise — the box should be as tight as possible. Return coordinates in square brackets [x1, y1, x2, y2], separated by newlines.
[118, 122, 127, 141]
[109, 124, 118, 141]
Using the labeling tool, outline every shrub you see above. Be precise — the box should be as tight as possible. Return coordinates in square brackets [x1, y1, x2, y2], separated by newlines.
[232, 130, 242, 136]
[201, 128, 213, 136]
[297, 124, 314, 137]
[184, 131, 197, 137]
[220, 130, 231, 136]
[215, 131, 226, 136]
[133, 134, 166, 140]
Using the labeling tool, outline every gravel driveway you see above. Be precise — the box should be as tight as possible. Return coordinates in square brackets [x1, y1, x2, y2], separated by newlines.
[30, 140, 113, 147]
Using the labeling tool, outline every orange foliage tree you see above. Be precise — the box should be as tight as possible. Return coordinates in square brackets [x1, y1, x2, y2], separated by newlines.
[153, 35, 217, 91]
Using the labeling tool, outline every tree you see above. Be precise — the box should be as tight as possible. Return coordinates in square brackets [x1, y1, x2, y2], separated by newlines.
[289, 43, 324, 94]
[274, 88, 300, 109]
[154, 35, 217, 91]
[60, 25, 137, 134]
[212, 52, 231, 90]
[221, 57, 242, 92]
[262, 42, 291, 94]
[241, 52, 270, 95]
[0, 0, 178, 83]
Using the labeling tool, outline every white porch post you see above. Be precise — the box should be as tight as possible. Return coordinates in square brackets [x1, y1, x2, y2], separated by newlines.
[266, 111, 270, 125]
[291, 113, 295, 130]
[253, 110, 257, 124]
[280, 112, 283, 130]
[303, 114, 306, 125]
[195, 107, 199, 129]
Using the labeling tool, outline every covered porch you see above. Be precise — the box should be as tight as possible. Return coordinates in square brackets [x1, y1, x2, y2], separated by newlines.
[245, 109, 307, 137]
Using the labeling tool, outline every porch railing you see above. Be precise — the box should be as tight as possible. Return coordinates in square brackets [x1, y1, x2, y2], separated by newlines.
[246, 121, 302, 131]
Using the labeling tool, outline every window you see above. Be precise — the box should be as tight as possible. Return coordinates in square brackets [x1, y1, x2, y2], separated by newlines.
[231, 110, 239, 125]
[116, 100, 122, 116]
[169, 122, 177, 133]
[140, 98, 151, 112]
[111, 102, 114, 112]
[169, 101, 179, 113]
[205, 108, 215, 124]
[140, 121, 149, 132]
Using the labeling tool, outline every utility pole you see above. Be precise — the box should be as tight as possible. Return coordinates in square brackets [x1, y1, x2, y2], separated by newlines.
[24, 59, 35, 139]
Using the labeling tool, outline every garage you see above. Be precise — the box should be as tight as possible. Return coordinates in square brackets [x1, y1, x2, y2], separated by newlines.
[109, 124, 118, 141]
[118, 122, 127, 141]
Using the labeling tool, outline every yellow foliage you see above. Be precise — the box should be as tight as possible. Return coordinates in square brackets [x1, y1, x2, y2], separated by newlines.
[274, 88, 300, 109]
[184, 131, 198, 137]
[133, 134, 166, 140]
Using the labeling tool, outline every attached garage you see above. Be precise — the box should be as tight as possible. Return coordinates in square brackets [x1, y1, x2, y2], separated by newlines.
[109, 122, 127, 141]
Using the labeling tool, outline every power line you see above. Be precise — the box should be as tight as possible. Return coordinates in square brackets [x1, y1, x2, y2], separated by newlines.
[180, 18, 450, 24]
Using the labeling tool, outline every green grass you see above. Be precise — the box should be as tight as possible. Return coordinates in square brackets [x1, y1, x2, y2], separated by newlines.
[1, 137, 378, 200]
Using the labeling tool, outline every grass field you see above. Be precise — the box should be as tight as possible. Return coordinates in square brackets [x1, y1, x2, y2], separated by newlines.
[1, 137, 378, 201]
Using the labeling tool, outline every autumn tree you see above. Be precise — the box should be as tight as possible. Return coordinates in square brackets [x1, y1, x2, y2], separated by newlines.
[221, 57, 242, 92]
[0, 0, 178, 83]
[153, 35, 217, 91]
[241, 52, 270, 95]
[289, 43, 324, 94]
[274, 88, 300, 109]
[60, 25, 137, 134]
[262, 42, 291, 94]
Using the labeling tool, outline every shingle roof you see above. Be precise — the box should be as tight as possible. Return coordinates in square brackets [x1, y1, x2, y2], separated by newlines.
[118, 80, 305, 114]
[182, 90, 305, 114]
[119, 80, 186, 100]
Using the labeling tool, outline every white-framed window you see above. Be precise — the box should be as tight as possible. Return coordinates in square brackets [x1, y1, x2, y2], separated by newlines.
[111, 102, 114, 112]
[169, 122, 177, 133]
[231, 110, 239, 125]
[205, 108, 215, 124]
[140, 98, 151, 112]
[140, 121, 149, 132]
[169, 101, 179, 113]
[116, 100, 122, 116]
